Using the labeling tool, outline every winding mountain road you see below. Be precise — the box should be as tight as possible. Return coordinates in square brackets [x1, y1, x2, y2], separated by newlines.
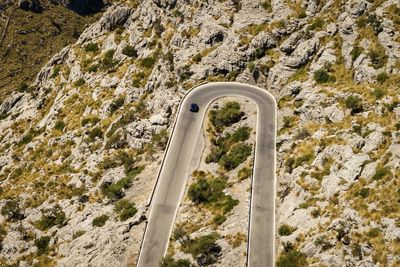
[137, 82, 276, 267]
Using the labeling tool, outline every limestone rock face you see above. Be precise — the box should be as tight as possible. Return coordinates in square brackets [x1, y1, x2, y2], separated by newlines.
[1, 0, 400, 266]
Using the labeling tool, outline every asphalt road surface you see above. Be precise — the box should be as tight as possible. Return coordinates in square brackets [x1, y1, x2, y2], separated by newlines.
[137, 82, 276, 267]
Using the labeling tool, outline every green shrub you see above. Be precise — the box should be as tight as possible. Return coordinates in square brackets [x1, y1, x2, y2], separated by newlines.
[101, 176, 133, 201]
[81, 116, 101, 127]
[368, 48, 387, 69]
[35, 236, 50, 255]
[205, 146, 225, 163]
[51, 65, 61, 78]
[140, 56, 156, 68]
[307, 17, 324, 31]
[219, 143, 252, 170]
[87, 127, 103, 142]
[36, 205, 66, 230]
[260, 1, 272, 12]
[209, 101, 244, 132]
[122, 45, 138, 57]
[212, 214, 226, 225]
[84, 42, 99, 52]
[181, 233, 220, 261]
[18, 131, 34, 146]
[72, 230, 86, 239]
[74, 78, 85, 87]
[367, 227, 381, 238]
[105, 132, 126, 149]
[17, 82, 29, 92]
[279, 224, 296, 236]
[345, 95, 363, 114]
[109, 96, 125, 114]
[102, 49, 118, 69]
[298, 11, 306, 19]
[238, 167, 252, 181]
[1, 200, 24, 221]
[358, 188, 370, 198]
[114, 199, 137, 221]
[367, 14, 383, 34]
[92, 214, 109, 227]
[54, 120, 65, 131]
[372, 166, 391, 180]
[192, 53, 202, 63]
[314, 69, 335, 84]
[376, 72, 389, 84]
[188, 176, 238, 213]
[356, 16, 368, 28]
[294, 153, 314, 168]
[161, 256, 192, 267]
[372, 87, 386, 100]
[351, 46, 364, 61]
[277, 250, 307, 267]
[88, 64, 98, 73]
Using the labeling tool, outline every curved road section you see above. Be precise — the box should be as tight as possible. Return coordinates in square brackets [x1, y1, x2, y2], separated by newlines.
[137, 82, 276, 267]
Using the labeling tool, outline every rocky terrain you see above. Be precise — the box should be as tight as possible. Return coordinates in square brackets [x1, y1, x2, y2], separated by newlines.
[166, 97, 256, 266]
[0, 0, 400, 266]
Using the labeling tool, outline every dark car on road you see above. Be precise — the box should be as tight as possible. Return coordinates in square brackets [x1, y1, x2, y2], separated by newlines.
[190, 103, 199, 112]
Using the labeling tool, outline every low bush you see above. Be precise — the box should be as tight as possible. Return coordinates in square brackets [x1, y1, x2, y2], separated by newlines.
[140, 56, 156, 68]
[1, 200, 24, 221]
[181, 233, 221, 265]
[260, 1, 272, 12]
[277, 250, 307, 267]
[219, 143, 252, 170]
[122, 45, 137, 57]
[84, 42, 98, 52]
[376, 72, 389, 84]
[205, 146, 225, 163]
[345, 95, 363, 114]
[372, 87, 386, 100]
[188, 175, 238, 213]
[109, 96, 125, 114]
[212, 214, 226, 226]
[81, 116, 101, 127]
[307, 17, 324, 31]
[314, 69, 336, 84]
[279, 224, 296, 236]
[192, 53, 202, 63]
[101, 176, 133, 201]
[102, 49, 118, 70]
[92, 214, 108, 227]
[231, 126, 251, 142]
[54, 120, 65, 131]
[372, 166, 391, 180]
[72, 230, 86, 240]
[160, 256, 192, 267]
[368, 48, 387, 69]
[17, 82, 29, 92]
[74, 78, 85, 87]
[105, 132, 126, 149]
[88, 64, 99, 73]
[209, 101, 244, 132]
[51, 65, 61, 78]
[114, 199, 137, 221]
[35, 236, 51, 255]
[36, 205, 66, 231]
[238, 167, 252, 181]
[358, 188, 370, 198]
[351, 46, 364, 61]
[87, 127, 103, 142]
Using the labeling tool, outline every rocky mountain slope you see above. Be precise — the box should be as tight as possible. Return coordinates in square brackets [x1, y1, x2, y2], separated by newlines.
[1, 0, 400, 266]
